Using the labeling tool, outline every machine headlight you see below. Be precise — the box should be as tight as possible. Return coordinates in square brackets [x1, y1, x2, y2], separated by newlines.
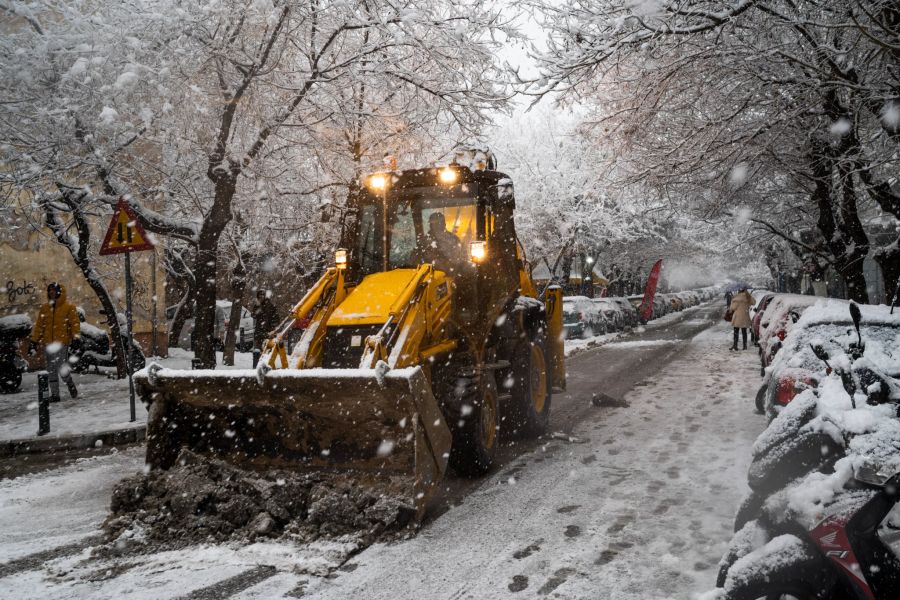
[469, 241, 487, 263]
[335, 248, 348, 269]
[368, 173, 387, 191]
[439, 167, 457, 184]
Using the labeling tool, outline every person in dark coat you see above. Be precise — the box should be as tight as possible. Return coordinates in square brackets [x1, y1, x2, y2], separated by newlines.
[411, 212, 467, 275]
[251, 290, 278, 350]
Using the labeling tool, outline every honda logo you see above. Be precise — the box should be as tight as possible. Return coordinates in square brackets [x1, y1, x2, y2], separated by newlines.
[819, 531, 840, 547]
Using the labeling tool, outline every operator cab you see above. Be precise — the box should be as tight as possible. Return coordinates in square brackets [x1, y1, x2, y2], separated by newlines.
[346, 165, 511, 284]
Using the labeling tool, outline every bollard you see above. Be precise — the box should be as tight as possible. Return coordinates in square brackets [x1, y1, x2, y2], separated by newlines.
[252, 348, 261, 368]
[37, 371, 50, 436]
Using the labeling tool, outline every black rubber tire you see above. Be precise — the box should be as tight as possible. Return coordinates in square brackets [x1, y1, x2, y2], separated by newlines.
[754, 384, 767, 414]
[748, 431, 843, 493]
[448, 372, 499, 477]
[733, 491, 765, 533]
[507, 331, 552, 438]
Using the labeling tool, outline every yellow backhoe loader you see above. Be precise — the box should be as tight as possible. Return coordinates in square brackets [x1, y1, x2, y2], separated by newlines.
[136, 158, 565, 521]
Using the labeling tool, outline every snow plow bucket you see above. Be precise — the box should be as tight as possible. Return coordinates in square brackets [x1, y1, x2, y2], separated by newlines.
[134, 364, 452, 522]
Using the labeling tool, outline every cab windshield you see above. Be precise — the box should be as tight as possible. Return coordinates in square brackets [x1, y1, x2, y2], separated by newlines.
[356, 184, 484, 276]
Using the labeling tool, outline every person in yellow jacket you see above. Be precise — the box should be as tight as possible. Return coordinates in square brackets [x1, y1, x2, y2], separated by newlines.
[29, 282, 80, 401]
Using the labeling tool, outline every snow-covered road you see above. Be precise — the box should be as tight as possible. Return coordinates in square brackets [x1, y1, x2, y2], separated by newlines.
[0, 308, 765, 599]
[298, 322, 763, 600]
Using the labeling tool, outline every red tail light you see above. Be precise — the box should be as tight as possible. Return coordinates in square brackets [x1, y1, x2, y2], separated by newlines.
[776, 329, 786, 341]
[775, 377, 795, 406]
[775, 374, 818, 406]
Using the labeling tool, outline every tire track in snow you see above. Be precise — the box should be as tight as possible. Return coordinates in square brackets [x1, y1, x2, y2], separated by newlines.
[177, 565, 278, 600]
[0, 535, 102, 579]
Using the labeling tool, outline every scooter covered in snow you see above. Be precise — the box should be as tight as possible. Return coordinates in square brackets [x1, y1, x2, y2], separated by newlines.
[718, 467, 900, 599]
[0, 314, 32, 393]
[733, 304, 900, 532]
[71, 310, 146, 373]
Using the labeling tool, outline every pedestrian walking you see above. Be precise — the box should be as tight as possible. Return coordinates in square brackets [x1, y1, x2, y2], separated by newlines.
[29, 282, 81, 401]
[251, 289, 279, 351]
[728, 287, 755, 351]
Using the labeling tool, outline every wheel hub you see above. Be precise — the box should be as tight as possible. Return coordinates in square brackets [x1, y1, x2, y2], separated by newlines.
[481, 386, 497, 449]
[531, 345, 547, 413]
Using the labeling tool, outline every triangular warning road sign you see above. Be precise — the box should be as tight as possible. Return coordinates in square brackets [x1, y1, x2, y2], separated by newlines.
[99, 199, 155, 255]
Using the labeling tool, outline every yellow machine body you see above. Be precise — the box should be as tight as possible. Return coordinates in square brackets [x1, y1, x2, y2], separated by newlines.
[136, 164, 564, 523]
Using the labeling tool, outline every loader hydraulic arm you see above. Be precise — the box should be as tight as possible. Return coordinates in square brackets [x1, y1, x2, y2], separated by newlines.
[359, 263, 455, 369]
[262, 267, 346, 369]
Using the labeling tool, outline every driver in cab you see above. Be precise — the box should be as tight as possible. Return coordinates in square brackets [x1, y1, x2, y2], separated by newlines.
[412, 212, 467, 275]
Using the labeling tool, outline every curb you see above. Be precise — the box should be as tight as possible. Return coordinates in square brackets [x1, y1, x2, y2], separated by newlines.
[0, 425, 146, 458]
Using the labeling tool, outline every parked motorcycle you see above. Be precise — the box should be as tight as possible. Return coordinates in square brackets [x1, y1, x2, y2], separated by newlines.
[71, 310, 146, 373]
[719, 467, 900, 599]
[0, 314, 32, 393]
[718, 304, 900, 597]
[736, 304, 900, 530]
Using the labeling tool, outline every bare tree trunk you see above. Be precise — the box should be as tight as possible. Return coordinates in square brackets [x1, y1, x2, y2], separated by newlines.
[42, 192, 127, 378]
[809, 140, 869, 303]
[875, 240, 899, 304]
[193, 176, 238, 368]
[168, 288, 194, 348]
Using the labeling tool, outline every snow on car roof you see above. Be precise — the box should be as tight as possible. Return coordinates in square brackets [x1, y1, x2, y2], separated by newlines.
[759, 295, 844, 342]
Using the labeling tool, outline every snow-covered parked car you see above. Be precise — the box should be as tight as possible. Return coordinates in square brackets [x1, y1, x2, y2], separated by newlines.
[214, 300, 255, 351]
[757, 301, 900, 419]
[609, 297, 639, 328]
[757, 294, 830, 372]
[750, 292, 776, 342]
[661, 293, 683, 312]
[562, 296, 604, 339]
[591, 298, 624, 331]
[169, 301, 255, 351]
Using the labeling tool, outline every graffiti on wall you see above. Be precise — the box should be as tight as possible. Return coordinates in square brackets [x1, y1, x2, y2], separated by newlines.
[5, 280, 37, 305]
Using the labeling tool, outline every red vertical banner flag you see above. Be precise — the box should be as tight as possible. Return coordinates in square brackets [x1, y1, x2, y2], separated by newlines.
[638, 259, 663, 323]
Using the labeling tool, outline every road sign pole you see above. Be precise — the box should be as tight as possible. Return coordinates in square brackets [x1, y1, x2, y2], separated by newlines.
[99, 198, 155, 422]
[125, 250, 136, 422]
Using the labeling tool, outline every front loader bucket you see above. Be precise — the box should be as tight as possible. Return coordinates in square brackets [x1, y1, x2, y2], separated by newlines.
[134, 365, 452, 522]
